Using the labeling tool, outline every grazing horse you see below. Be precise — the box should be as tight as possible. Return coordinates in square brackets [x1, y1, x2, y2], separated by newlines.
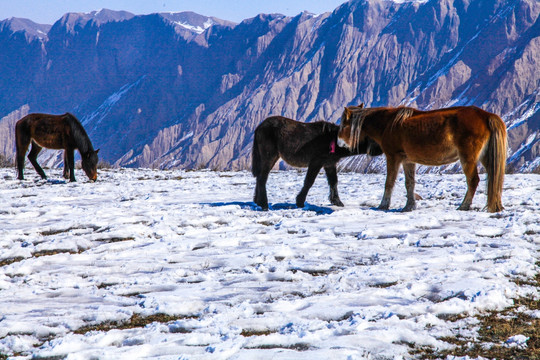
[252, 114, 382, 210]
[16, 113, 99, 182]
[338, 105, 507, 212]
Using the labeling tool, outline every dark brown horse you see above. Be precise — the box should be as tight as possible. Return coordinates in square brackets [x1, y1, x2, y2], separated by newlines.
[338, 105, 507, 212]
[252, 115, 382, 210]
[16, 113, 99, 182]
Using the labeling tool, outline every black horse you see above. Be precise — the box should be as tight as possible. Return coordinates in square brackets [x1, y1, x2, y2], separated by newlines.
[252, 115, 382, 210]
[16, 113, 99, 182]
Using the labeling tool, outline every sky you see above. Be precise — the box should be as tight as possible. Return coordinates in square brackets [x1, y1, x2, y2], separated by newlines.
[0, 0, 349, 25]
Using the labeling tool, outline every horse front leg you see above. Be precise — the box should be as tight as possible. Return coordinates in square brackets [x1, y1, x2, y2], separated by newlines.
[458, 159, 479, 211]
[324, 164, 344, 206]
[63, 151, 70, 179]
[402, 161, 416, 212]
[379, 155, 401, 210]
[28, 142, 47, 179]
[16, 152, 25, 180]
[296, 163, 323, 208]
[66, 149, 76, 182]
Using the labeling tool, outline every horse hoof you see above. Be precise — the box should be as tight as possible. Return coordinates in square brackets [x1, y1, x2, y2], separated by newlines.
[332, 200, 345, 207]
[296, 202, 305, 208]
[401, 202, 416, 212]
[256, 203, 268, 211]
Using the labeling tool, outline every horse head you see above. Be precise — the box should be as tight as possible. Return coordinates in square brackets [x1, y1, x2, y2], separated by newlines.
[338, 105, 368, 150]
[82, 149, 99, 181]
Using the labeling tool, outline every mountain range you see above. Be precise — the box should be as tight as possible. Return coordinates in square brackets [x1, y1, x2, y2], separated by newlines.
[0, 0, 539, 172]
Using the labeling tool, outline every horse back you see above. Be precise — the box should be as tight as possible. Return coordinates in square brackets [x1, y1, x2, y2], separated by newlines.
[255, 116, 341, 167]
[17, 113, 72, 150]
[391, 106, 492, 139]
[382, 106, 494, 165]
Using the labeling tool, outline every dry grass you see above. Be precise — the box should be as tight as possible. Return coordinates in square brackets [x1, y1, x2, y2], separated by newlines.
[97, 160, 113, 169]
[246, 343, 311, 351]
[240, 329, 277, 337]
[0, 154, 14, 168]
[414, 266, 540, 359]
[1, 248, 85, 268]
[74, 313, 198, 335]
[0, 256, 25, 267]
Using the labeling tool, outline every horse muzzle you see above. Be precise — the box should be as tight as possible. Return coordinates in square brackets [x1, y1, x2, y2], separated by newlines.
[337, 137, 350, 149]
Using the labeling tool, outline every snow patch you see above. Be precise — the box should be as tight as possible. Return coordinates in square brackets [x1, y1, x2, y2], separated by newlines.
[1, 169, 538, 358]
[81, 76, 146, 127]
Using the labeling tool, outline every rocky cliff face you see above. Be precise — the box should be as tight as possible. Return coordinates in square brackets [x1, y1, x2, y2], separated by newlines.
[1, 0, 539, 172]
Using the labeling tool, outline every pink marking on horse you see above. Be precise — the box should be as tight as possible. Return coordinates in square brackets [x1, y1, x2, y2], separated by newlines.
[330, 139, 336, 153]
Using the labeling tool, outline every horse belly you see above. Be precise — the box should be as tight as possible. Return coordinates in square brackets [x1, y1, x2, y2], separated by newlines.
[31, 132, 65, 149]
[406, 146, 460, 166]
[278, 145, 316, 168]
[280, 155, 310, 168]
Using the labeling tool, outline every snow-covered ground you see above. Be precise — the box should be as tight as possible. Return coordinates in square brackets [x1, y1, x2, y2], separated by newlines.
[0, 167, 538, 359]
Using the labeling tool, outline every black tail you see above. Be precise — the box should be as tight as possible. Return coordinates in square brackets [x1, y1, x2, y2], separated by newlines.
[251, 132, 261, 177]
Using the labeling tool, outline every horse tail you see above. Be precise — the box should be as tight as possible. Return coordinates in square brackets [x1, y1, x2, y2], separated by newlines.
[485, 114, 507, 212]
[251, 130, 262, 177]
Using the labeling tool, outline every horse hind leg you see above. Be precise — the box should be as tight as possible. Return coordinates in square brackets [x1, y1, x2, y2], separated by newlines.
[16, 133, 31, 180]
[402, 162, 417, 212]
[253, 146, 278, 210]
[324, 165, 344, 207]
[254, 162, 275, 210]
[458, 159, 480, 211]
[28, 142, 47, 179]
[252, 125, 279, 210]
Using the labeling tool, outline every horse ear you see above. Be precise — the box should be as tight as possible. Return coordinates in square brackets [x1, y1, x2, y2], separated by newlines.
[95, 149, 100, 154]
[344, 107, 352, 119]
[359, 103, 364, 108]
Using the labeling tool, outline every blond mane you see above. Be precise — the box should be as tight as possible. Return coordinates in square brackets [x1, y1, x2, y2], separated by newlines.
[392, 107, 415, 130]
[348, 106, 378, 150]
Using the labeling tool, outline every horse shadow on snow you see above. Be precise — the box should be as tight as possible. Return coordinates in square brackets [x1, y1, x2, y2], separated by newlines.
[205, 201, 334, 215]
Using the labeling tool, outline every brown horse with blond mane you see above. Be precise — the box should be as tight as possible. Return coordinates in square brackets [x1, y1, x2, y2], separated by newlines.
[338, 105, 507, 212]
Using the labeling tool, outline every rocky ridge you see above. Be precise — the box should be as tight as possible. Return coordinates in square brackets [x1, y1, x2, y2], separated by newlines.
[0, 0, 539, 172]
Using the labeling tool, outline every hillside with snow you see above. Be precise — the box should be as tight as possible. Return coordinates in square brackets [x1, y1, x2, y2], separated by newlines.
[0, 0, 539, 172]
[0, 168, 538, 358]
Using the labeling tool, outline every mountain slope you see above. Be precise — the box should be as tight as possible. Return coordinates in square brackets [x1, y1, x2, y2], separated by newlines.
[0, 0, 539, 172]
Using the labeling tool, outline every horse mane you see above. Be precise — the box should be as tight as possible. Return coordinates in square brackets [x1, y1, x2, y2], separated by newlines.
[313, 120, 338, 134]
[391, 107, 415, 130]
[64, 113, 94, 154]
[349, 106, 416, 148]
[348, 106, 377, 151]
